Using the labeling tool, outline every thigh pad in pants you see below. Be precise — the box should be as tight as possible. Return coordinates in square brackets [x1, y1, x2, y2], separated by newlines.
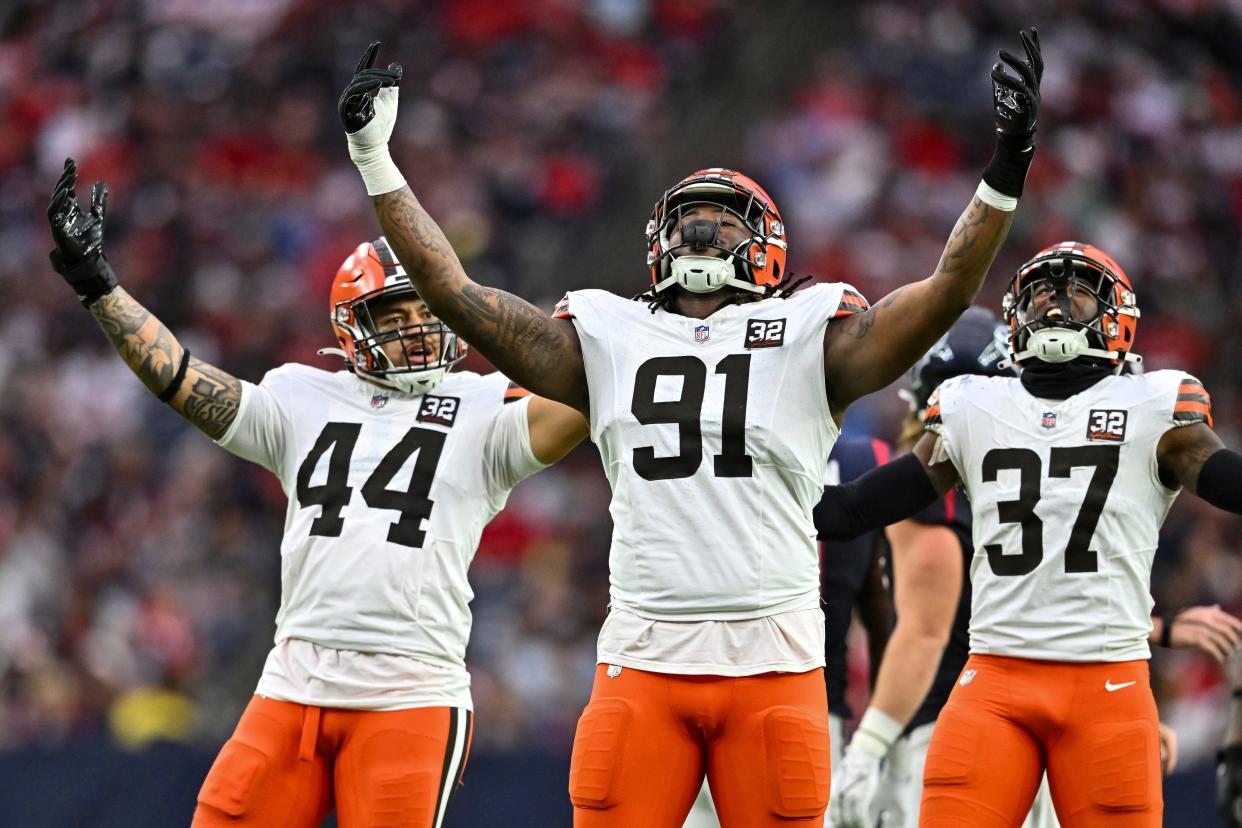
[760, 706, 830, 818]
[569, 697, 634, 810]
[198, 739, 270, 818]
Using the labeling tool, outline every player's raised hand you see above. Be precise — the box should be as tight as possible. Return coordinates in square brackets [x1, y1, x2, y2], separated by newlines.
[339, 40, 403, 134]
[1168, 604, 1242, 663]
[991, 28, 1041, 145]
[340, 41, 407, 196]
[982, 27, 1042, 200]
[47, 157, 118, 306]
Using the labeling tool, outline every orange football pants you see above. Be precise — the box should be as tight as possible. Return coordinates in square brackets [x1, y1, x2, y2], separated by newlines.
[191, 695, 472, 828]
[569, 664, 831, 827]
[920, 654, 1161, 828]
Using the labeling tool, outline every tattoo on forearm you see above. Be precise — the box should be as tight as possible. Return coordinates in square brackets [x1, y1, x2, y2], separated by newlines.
[181, 360, 242, 439]
[90, 290, 181, 395]
[373, 186, 585, 408]
[89, 287, 240, 438]
[373, 188, 459, 286]
[937, 197, 1009, 284]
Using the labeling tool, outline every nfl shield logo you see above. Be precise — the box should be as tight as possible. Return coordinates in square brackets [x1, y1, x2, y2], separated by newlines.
[371, 394, 389, 410]
[694, 324, 710, 343]
[1041, 411, 1057, 429]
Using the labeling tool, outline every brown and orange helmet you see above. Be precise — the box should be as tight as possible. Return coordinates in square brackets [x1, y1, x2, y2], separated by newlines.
[1002, 241, 1140, 369]
[645, 168, 787, 295]
[327, 237, 466, 393]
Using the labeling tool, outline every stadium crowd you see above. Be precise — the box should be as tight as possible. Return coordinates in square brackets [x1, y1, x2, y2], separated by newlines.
[1, 0, 1241, 794]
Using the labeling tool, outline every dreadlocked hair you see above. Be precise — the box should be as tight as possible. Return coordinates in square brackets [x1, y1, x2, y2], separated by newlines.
[631, 271, 816, 314]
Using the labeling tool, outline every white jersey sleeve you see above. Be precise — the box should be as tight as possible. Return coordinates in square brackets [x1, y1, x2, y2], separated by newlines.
[481, 390, 547, 507]
[215, 366, 297, 480]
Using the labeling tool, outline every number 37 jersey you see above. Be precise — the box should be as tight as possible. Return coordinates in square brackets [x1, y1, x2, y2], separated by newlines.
[559, 283, 863, 621]
[216, 365, 544, 669]
[925, 370, 1212, 662]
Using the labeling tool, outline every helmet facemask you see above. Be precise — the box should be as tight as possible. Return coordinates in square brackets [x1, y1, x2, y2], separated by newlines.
[646, 170, 786, 296]
[333, 287, 466, 394]
[1002, 252, 1140, 371]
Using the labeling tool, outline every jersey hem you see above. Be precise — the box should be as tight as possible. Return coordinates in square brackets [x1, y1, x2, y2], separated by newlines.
[595, 652, 826, 677]
[254, 686, 474, 712]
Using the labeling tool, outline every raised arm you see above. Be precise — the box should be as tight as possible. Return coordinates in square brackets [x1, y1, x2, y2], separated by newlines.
[824, 29, 1042, 411]
[48, 159, 241, 439]
[339, 42, 588, 413]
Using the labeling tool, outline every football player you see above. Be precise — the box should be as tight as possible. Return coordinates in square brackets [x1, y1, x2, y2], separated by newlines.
[340, 29, 1043, 826]
[46, 160, 588, 828]
[824, 309, 1233, 828]
[814, 242, 1242, 826]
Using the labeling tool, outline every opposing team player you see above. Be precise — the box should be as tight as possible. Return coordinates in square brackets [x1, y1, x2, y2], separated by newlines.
[46, 159, 587, 828]
[341, 30, 1043, 826]
[814, 242, 1242, 826]
[824, 310, 1232, 828]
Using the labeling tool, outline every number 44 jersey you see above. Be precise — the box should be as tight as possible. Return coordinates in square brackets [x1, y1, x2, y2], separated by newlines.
[216, 365, 544, 670]
[557, 283, 866, 621]
[924, 369, 1213, 662]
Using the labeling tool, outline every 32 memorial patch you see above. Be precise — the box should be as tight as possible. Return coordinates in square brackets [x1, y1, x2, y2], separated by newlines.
[744, 318, 786, 349]
[418, 395, 460, 427]
[1086, 409, 1127, 442]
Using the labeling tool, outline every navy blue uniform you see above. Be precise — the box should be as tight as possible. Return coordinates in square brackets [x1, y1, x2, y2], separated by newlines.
[815, 436, 890, 720]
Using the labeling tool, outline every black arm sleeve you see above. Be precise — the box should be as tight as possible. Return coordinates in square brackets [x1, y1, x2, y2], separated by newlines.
[813, 452, 940, 541]
[1199, 448, 1242, 514]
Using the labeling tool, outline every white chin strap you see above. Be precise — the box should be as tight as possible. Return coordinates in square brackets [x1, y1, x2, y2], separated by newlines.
[380, 367, 448, 394]
[1000, 326, 1143, 370]
[653, 254, 764, 295]
[316, 347, 448, 394]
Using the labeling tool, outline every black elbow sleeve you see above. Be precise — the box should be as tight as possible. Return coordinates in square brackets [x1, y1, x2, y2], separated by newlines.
[1198, 448, 1242, 514]
[814, 452, 940, 541]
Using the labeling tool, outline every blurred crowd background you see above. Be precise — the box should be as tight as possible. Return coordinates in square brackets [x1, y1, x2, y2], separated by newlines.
[1, 0, 1241, 824]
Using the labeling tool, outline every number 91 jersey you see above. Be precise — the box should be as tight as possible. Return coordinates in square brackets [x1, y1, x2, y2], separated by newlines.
[215, 364, 544, 669]
[925, 369, 1212, 661]
[558, 283, 865, 620]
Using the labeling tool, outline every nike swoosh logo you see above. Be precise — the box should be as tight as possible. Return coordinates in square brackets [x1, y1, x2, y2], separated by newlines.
[1105, 680, 1136, 692]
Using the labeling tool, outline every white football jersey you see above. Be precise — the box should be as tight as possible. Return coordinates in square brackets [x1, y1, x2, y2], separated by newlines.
[925, 369, 1212, 661]
[560, 283, 865, 620]
[217, 365, 544, 672]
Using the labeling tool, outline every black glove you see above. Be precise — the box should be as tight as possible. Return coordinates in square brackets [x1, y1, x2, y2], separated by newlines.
[983, 27, 1042, 198]
[338, 40, 403, 134]
[1220, 745, 1242, 828]
[47, 158, 117, 306]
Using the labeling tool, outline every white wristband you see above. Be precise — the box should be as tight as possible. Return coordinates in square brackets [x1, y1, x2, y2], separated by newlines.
[349, 143, 407, 197]
[976, 180, 1019, 212]
[849, 708, 904, 760]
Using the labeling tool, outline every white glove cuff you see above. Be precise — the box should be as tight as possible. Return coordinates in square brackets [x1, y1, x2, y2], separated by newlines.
[850, 708, 903, 760]
[348, 142, 406, 197]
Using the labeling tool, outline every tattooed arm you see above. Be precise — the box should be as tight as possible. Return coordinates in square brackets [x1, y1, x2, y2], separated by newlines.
[373, 187, 589, 413]
[89, 288, 241, 439]
[823, 195, 1013, 413]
